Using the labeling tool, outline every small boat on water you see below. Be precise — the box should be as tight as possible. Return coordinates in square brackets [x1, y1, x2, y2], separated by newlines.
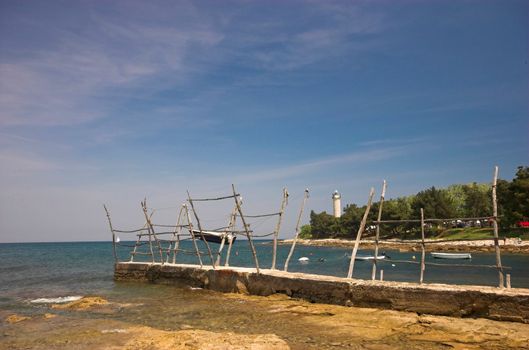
[355, 255, 387, 261]
[192, 230, 235, 244]
[431, 252, 471, 259]
[298, 257, 309, 263]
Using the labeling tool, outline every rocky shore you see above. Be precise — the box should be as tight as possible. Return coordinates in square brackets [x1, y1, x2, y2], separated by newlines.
[3, 294, 529, 349]
[277, 238, 529, 253]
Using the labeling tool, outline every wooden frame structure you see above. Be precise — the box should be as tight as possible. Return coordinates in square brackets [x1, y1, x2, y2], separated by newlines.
[104, 185, 291, 274]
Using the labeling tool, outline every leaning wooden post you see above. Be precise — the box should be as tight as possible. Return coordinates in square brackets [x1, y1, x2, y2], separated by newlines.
[371, 180, 386, 280]
[140, 200, 155, 263]
[187, 191, 216, 268]
[103, 204, 118, 263]
[419, 208, 426, 284]
[347, 187, 375, 279]
[284, 188, 310, 272]
[272, 188, 289, 270]
[232, 184, 260, 273]
[184, 203, 203, 267]
[215, 203, 238, 266]
[168, 205, 185, 264]
[225, 198, 240, 267]
[142, 200, 164, 264]
[492, 166, 504, 288]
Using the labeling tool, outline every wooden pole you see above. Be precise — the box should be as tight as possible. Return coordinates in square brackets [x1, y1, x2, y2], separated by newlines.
[284, 189, 310, 272]
[347, 187, 375, 279]
[187, 191, 216, 268]
[232, 184, 260, 273]
[506, 274, 511, 289]
[140, 200, 155, 263]
[492, 166, 504, 288]
[168, 205, 185, 264]
[103, 204, 118, 263]
[380, 269, 384, 281]
[129, 217, 151, 262]
[419, 208, 426, 284]
[184, 203, 203, 267]
[225, 198, 240, 267]
[272, 188, 289, 270]
[371, 181, 386, 280]
[142, 200, 164, 264]
[215, 204, 237, 266]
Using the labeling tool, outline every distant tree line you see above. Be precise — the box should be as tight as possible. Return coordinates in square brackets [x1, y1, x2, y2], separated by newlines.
[301, 166, 529, 239]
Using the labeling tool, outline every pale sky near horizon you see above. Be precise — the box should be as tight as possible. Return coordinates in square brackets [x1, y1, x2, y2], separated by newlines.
[0, 0, 527, 243]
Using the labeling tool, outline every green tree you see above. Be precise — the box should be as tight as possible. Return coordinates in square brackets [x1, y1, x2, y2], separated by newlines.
[462, 182, 491, 217]
[498, 166, 529, 227]
[309, 210, 341, 238]
[412, 186, 456, 219]
[299, 224, 313, 239]
[339, 204, 364, 238]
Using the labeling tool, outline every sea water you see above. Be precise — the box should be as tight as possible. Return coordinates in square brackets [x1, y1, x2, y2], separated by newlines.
[1, 240, 528, 308]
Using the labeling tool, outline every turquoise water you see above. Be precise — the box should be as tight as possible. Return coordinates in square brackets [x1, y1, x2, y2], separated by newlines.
[1, 240, 528, 307]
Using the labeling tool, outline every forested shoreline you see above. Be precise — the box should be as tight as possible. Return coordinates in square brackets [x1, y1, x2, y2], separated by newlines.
[301, 166, 529, 240]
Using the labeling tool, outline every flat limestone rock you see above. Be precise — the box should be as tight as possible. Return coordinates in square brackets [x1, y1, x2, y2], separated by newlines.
[5, 314, 30, 324]
[113, 326, 290, 350]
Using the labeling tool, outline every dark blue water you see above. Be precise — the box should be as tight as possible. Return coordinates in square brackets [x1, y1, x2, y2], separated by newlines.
[1, 240, 528, 311]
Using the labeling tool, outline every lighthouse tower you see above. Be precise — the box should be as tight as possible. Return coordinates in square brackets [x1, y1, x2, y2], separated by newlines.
[332, 190, 342, 218]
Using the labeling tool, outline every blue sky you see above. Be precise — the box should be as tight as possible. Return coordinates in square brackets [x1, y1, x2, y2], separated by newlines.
[0, 0, 527, 242]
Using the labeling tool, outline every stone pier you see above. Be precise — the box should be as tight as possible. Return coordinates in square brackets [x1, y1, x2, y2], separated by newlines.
[115, 262, 529, 323]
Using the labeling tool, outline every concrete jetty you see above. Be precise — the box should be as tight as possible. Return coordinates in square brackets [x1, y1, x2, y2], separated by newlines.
[115, 262, 529, 323]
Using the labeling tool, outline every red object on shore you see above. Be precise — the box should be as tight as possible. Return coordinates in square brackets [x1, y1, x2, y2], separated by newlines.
[518, 221, 529, 228]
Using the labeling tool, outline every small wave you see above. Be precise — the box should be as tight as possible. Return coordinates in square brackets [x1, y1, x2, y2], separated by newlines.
[101, 329, 127, 334]
[30, 296, 83, 304]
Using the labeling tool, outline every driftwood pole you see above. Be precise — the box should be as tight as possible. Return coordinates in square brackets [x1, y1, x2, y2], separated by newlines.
[492, 166, 504, 288]
[129, 217, 151, 262]
[168, 205, 185, 264]
[103, 204, 118, 263]
[141, 200, 164, 264]
[284, 189, 310, 272]
[272, 188, 289, 270]
[347, 187, 375, 279]
[215, 203, 238, 266]
[184, 203, 203, 267]
[187, 191, 216, 268]
[232, 184, 260, 273]
[419, 208, 426, 284]
[225, 198, 240, 267]
[371, 180, 386, 280]
[140, 200, 155, 263]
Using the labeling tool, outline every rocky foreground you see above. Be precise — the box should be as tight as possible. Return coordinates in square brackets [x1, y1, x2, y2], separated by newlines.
[2, 295, 529, 349]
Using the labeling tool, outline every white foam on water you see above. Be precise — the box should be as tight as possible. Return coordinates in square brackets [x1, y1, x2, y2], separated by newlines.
[30, 296, 83, 304]
[101, 329, 128, 334]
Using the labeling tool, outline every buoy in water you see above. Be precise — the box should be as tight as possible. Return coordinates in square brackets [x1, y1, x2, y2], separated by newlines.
[391, 264, 396, 267]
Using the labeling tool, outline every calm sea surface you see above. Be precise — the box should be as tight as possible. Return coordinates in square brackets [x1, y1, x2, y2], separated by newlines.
[1, 240, 528, 308]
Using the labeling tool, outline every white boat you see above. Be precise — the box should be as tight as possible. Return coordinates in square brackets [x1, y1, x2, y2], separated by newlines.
[431, 252, 471, 259]
[355, 255, 387, 261]
[298, 257, 309, 262]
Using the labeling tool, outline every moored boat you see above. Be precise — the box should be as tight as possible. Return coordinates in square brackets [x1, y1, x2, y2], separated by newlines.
[431, 252, 471, 259]
[192, 230, 235, 244]
[355, 255, 387, 261]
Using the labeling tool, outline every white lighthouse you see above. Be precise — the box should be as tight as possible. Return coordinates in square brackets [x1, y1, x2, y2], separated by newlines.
[332, 190, 341, 218]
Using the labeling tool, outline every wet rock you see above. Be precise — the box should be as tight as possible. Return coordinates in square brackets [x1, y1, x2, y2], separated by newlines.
[5, 314, 30, 324]
[51, 296, 109, 310]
